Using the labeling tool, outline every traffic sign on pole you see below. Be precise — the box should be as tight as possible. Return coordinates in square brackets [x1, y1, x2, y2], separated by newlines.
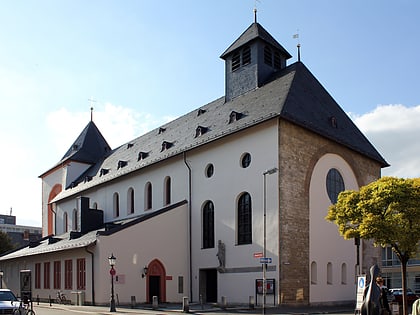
[260, 257, 272, 264]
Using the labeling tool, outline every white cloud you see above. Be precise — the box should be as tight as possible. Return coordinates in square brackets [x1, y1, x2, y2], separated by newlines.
[351, 104, 420, 178]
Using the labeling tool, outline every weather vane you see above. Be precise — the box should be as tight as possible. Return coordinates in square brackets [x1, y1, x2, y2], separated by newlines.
[254, 0, 261, 23]
[293, 29, 301, 62]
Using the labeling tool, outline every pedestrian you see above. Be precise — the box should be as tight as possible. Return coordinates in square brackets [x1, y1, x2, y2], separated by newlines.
[376, 277, 391, 315]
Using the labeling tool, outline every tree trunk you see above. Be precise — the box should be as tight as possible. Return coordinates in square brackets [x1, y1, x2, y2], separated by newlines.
[401, 259, 408, 315]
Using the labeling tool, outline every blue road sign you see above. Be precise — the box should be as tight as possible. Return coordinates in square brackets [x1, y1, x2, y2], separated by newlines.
[260, 257, 272, 264]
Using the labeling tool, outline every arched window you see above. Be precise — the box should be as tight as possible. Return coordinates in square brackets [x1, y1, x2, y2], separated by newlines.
[237, 192, 252, 245]
[327, 262, 333, 285]
[341, 263, 347, 284]
[326, 168, 345, 204]
[202, 201, 214, 249]
[72, 208, 78, 231]
[145, 182, 152, 210]
[164, 177, 171, 206]
[63, 212, 68, 233]
[127, 187, 135, 214]
[113, 193, 120, 217]
[311, 261, 317, 284]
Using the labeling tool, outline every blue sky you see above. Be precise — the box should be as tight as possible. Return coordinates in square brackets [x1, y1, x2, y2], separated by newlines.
[1, 0, 420, 226]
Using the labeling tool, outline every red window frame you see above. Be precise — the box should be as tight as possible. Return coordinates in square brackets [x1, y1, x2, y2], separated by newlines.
[64, 259, 73, 290]
[76, 258, 86, 290]
[35, 263, 41, 289]
[53, 261, 61, 289]
[43, 262, 50, 289]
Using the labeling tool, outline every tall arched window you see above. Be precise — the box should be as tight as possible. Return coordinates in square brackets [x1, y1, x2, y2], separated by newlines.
[237, 192, 252, 245]
[127, 187, 135, 214]
[145, 182, 152, 210]
[164, 177, 171, 206]
[113, 193, 120, 217]
[311, 261, 317, 284]
[202, 201, 214, 249]
[72, 209, 78, 231]
[327, 262, 333, 285]
[63, 212, 68, 233]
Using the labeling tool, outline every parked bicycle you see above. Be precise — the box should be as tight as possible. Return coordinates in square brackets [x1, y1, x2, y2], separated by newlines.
[56, 291, 67, 304]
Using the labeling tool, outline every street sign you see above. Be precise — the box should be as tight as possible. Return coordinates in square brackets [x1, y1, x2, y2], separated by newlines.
[259, 257, 272, 264]
[253, 252, 263, 258]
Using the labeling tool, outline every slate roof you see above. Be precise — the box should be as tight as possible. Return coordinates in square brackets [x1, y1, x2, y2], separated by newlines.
[0, 230, 98, 260]
[51, 61, 388, 203]
[220, 22, 292, 59]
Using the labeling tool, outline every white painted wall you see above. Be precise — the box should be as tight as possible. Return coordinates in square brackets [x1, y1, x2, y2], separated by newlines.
[309, 153, 359, 303]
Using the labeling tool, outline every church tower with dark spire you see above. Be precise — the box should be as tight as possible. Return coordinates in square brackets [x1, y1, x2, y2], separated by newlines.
[220, 21, 292, 102]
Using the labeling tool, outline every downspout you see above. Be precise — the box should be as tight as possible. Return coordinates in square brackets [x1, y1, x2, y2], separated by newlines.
[85, 244, 96, 305]
[183, 152, 193, 301]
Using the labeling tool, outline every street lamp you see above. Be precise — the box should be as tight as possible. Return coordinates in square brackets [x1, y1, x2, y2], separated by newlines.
[262, 167, 278, 315]
[0, 270, 3, 289]
[108, 253, 117, 312]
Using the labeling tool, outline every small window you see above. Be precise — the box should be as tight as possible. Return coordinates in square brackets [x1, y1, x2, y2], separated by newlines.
[161, 141, 173, 151]
[202, 201, 215, 249]
[197, 108, 207, 116]
[113, 193, 120, 217]
[229, 111, 243, 123]
[158, 127, 166, 134]
[274, 51, 281, 69]
[195, 126, 208, 137]
[205, 164, 214, 178]
[138, 151, 149, 161]
[164, 176, 171, 206]
[100, 168, 109, 176]
[241, 153, 251, 168]
[117, 160, 128, 169]
[237, 192, 252, 245]
[326, 168, 345, 204]
[145, 182, 152, 210]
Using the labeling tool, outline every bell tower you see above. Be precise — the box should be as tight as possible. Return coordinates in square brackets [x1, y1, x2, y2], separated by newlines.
[220, 22, 292, 102]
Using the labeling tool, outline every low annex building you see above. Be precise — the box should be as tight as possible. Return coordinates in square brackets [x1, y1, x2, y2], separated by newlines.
[0, 19, 387, 306]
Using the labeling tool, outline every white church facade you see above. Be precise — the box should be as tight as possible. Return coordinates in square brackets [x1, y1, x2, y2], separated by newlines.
[0, 20, 387, 307]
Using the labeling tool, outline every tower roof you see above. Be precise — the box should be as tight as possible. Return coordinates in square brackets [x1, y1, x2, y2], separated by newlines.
[59, 121, 111, 164]
[220, 22, 292, 59]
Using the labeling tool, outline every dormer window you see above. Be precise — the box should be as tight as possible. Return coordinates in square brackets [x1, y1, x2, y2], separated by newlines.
[138, 151, 149, 161]
[197, 108, 207, 116]
[161, 141, 173, 151]
[229, 111, 243, 123]
[72, 144, 79, 150]
[195, 126, 209, 138]
[158, 127, 166, 134]
[117, 160, 128, 169]
[127, 143, 134, 149]
[84, 176, 92, 183]
[330, 116, 338, 128]
[100, 168, 109, 176]
[231, 46, 251, 72]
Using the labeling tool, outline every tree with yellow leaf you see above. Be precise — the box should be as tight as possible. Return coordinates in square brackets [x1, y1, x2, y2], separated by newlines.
[326, 176, 420, 315]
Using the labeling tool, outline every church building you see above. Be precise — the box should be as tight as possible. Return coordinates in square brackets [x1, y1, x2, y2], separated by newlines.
[0, 19, 388, 307]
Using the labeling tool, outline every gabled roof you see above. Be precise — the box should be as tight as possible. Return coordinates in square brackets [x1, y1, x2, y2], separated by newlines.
[60, 121, 111, 164]
[220, 22, 292, 59]
[51, 61, 388, 203]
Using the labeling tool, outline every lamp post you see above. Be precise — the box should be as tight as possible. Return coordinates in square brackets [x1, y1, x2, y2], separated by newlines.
[0, 270, 3, 289]
[108, 253, 117, 312]
[262, 167, 278, 315]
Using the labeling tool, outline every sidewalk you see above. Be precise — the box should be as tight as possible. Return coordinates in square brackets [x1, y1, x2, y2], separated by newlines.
[35, 301, 355, 315]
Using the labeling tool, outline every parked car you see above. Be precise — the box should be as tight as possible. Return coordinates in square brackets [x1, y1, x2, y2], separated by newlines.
[0, 289, 20, 314]
[389, 288, 419, 305]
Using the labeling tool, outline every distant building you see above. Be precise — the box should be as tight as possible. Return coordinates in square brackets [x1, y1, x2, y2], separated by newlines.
[0, 19, 387, 306]
[0, 214, 42, 248]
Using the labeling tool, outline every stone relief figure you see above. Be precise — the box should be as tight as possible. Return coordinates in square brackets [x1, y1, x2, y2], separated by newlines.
[216, 240, 226, 271]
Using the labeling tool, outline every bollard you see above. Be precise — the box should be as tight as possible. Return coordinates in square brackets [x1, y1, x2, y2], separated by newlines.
[37, 295, 40, 305]
[182, 296, 189, 313]
[152, 296, 158, 310]
[200, 294, 203, 310]
[221, 296, 227, 309]
[130, 296, 136, 309]
[49, 295, 51, 306]
[249, 295, 255, 309]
